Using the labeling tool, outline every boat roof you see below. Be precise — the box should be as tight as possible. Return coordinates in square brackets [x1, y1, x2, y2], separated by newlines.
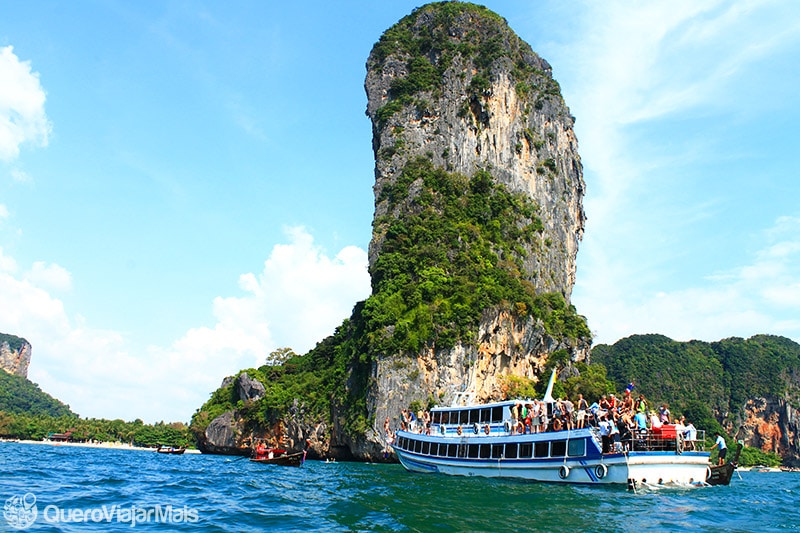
[430, 398, 538, 411]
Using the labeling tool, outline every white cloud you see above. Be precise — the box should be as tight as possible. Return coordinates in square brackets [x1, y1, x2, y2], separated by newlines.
[0, 46, 52, 162]
[0, 204, 8, 222]
[6, 227, 370, 422]
[564, 1, 800, 346]
[26, 261, 72, 292]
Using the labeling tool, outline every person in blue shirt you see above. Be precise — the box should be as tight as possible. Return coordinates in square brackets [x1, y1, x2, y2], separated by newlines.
[711, 432, 728, 465]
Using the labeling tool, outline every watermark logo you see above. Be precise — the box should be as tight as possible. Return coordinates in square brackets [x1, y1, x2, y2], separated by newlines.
[3, 492, 199, 529]
[3, 492, 37, 530]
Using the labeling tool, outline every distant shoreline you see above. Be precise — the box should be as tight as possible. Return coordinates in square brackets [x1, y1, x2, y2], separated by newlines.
[0, 438, 201, 453]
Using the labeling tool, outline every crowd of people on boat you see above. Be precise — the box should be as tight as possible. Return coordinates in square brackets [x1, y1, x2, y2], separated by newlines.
[383, 388, 699, 456]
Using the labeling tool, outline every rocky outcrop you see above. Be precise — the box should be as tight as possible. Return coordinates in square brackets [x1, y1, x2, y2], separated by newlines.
[0, 334, 31, 378]
[196, 411, 245, 455]
[733, 396, 800, 467]
[365, 3, 585, 297]
[235, 372, 265, 403]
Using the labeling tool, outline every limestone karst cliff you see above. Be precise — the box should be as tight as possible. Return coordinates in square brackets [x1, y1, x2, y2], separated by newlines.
[192, 2, 591, 460]
[365, 3, 585, 296]
[0, 333, 32, 378]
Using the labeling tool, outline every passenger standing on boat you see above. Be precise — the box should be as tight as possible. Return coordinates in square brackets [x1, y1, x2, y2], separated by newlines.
[598, 416, 611, 453]
[621, 390, 634, 414]
[659, 404, 671, 424]
[531, 400, 541, 433]
[711, 432, 728, 465]
[633, 410, 648, 432]
[563, 396, 575, 430]
[609, 414, 622, 452]
[618, 413, 633, 451]
[599, 395, 610, 412]
[576, 394, 588, 428]
[683, 420, 697, 450]
[524, 404, 533, 434]
[511, 403, 521, 432]
[636, 394, 648, 414]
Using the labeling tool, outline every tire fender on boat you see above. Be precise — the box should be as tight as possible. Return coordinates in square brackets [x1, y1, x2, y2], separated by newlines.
[558, 465, 570, 479]
[473, 423, 480, 435]
[504, 421, 512, 433]
[439, 424, 446, 435]
[705, 466, 712, 481]
[595, 463, 608, 479]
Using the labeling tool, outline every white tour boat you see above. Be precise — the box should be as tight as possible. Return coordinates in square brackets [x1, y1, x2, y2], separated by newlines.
[392, 375, 711, 489]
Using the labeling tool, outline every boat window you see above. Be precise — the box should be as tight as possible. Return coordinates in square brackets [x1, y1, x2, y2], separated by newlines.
[492, 406, 503, 422]
[432, 411, 441, 424]
[414, 439, 422, 454]
[469, 410, 479, 425]
[459, 410, 468, 425]
[468, 444, 479, 458]
[447, 444, 458, 458]
[534, 441, 549, 458]
[505, 443, 518, 459]
[479, 444, 491, 459]
[551, 440, 566, 457]
[398, 437, 405, 450]
[480, 408, 491, 423]
[568, 439, 586, 457]
[422, 441, 430, 455]
[519, 443, 532, 458]
[491, 444, 503, 459]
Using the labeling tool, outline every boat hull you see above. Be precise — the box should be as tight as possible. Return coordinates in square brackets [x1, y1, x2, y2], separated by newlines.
[395, 447, 709, 487]
[250, 451, 305, 467]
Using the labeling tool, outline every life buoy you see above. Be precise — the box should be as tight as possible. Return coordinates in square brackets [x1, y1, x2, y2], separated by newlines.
[457, 425, 463, 436]
[595, 464, 608, 479]
[504, 421, 512, 433]
[558, 465, 570, 479]
[552, 418, 562, 431]
[473, 422, 480, 435]
[484, 424, 491, 435]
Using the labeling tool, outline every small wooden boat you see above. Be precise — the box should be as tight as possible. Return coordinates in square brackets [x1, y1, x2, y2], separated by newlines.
[156, 446, 186, 455]
[250, 447, 306, 467]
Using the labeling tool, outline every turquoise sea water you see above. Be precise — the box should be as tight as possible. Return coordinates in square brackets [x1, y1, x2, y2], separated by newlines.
[1, 442, 798, 532]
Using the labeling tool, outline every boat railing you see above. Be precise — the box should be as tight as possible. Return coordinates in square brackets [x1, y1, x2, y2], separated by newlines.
[626, 429, 706, 453]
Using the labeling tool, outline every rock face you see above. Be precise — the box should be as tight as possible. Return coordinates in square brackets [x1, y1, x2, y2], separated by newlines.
[365, 3, 585, 296]
[0, 334, 32, 378]
[235, 372, 266, 403]
[733, 397, 800, 467]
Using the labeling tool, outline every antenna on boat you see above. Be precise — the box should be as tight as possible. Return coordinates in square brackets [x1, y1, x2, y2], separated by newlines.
[542, 368, 557, 403]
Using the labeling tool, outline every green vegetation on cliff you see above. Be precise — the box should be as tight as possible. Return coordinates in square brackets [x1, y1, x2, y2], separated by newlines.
[369, 157, 589, 354]
[370, 1, 561, 125]
[0, 370, 75, 418]
[0, 332, 28, 353]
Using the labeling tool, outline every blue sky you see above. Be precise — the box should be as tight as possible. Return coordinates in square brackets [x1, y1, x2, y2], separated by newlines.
[2, 1, 798, 423]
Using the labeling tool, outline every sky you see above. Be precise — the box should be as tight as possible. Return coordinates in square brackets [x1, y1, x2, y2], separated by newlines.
[1, 1, 799, 423]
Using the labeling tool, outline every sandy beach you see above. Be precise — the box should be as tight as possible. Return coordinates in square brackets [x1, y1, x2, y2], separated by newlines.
[1, 438, 201, 453]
